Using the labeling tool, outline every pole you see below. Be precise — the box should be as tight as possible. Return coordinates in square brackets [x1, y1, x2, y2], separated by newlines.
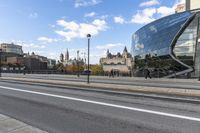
[0, 50, 1, 78]
[86, 34, 91, 84]
[77, 50, 80, 77]
[197, 17, 200, 81]
[87, 37, 90, 83]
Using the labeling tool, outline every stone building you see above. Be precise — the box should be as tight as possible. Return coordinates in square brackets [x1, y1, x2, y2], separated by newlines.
[60, 49, 84, 66]
[100, 47, 134, 75]
[6, 52, 48, 71]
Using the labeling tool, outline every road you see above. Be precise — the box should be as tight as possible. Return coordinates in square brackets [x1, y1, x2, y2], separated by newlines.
[2, 73, 200, 89]
[0, 80, 199, 133]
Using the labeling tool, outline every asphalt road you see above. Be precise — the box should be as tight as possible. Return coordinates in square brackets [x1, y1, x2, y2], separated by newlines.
[3, 73, 200, 90]
[0, 81, 199, 133]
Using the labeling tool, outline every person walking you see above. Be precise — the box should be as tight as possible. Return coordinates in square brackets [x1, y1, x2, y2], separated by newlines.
[144, 68, 151, 79]
[111, 69, 114, 78]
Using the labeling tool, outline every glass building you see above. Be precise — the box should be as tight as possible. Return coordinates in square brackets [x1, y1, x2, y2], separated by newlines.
[132, 10, 200, 78]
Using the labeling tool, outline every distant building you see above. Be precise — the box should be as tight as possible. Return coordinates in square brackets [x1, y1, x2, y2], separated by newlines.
[175, 4, 186, 13]
[0, 43, 23, 55]
[0, 43, 23, 64]
[48, 59, 56, 69]
[60, 49, 84, 66]
[60, 53, 64, 63]
[6, 52, 48, 71]
[23, 52, 48, 70]
[100, 47, 134, 75]
[65, 49, 69, 62]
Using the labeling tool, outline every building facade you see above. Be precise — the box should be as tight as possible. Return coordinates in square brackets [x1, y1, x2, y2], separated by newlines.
[0, 43, 23, 55]
[0, 43, 23, 64]
[186, 0, 200, 10]
[60, 49, 84, 66]
[6, 52, 48, 71]
[175, 4, 186, 13]
[48, 59, 56, 69]
[100, 47, 133, 75]
[132, 9, 200, 78]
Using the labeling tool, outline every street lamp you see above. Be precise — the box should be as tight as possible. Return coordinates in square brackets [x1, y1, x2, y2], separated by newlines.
[87, 34, 91, 84]
[77, 50, 80, 77]
[198, 37, 200, 81]
[0, 49, 1, 77]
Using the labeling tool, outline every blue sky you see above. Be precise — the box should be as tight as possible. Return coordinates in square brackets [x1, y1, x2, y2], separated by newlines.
[0, 0, 185, 64]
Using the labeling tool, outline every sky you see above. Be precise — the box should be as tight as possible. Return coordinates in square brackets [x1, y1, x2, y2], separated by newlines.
[0, 0, 185, 64]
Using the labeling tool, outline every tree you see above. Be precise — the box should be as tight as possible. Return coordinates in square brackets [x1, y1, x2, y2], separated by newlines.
[90, 65, 103, 75]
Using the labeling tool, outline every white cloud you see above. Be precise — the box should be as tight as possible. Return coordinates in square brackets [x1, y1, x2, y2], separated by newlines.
[84, 12, 96, 17]
[156, 0, 185, 17]
[114, 16, 125, 24]
[96, 43, 123, 49]
[131, 8, 156, 24]
[56, 19, 108, 41]
[157, 6, 174, 17]
[17, 42, 46, 49]
[29, 12, 38, 19]
[131, 0, 186, 25]
[57, 20, 80, 31]
[37, 37, 58, 43]
[74, 0, 101, 8]
[140, 0, 160, 7]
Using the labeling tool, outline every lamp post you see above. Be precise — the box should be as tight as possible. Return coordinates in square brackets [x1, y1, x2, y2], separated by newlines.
[0, 49, 1, 77]
[198, 17, 200, 81]
[198, 38, 200, 81]
[77, 50, 80, 77]
[87, 34, 91, 84]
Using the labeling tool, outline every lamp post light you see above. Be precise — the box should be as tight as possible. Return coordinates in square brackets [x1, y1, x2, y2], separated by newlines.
[87, 34, 91, 84]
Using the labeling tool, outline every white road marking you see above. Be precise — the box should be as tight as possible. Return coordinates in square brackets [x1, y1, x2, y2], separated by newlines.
[0, 85, 199, 122]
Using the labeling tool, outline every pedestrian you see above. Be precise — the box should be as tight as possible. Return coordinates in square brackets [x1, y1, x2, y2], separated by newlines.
[111, 69, 114, 78]
[23, 66, 26, 75]
[144, 68, 151, 79]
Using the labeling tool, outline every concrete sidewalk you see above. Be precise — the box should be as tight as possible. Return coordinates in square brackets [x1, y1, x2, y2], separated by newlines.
[0, 114, 47, 133]
[2, 76, 200, 98]
[2, 73, 200, 83]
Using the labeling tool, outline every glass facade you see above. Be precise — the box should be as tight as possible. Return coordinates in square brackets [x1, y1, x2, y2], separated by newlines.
[132, 11, 200, 77]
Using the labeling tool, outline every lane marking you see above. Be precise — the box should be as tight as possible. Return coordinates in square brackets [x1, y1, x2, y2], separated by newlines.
[0, 85, 199, 122]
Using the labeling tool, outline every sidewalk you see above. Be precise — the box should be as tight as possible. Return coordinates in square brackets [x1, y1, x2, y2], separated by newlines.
[2, 76, 200, 97]
[0, 114, 47, 133]
[2, 73, 200, 83]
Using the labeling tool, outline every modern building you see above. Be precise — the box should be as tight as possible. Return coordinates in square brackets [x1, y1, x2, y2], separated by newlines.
[132, 9, 200, 78]
[0, 43, 23, 64]
[100, 47, 134, 75]
[0, 43, 23, 55]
